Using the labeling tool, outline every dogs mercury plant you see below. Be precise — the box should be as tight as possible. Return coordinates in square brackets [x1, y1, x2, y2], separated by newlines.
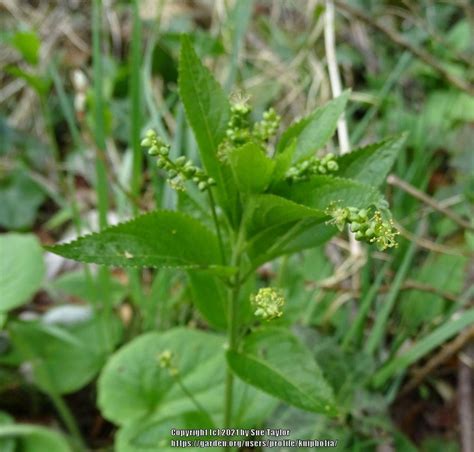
[45, 36, 406, 446]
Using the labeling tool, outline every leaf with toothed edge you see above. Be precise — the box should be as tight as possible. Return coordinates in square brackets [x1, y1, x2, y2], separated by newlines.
[276, 91, 350, 162]
[227, 328, 338, 415]
[178, 35, 239, 225]
[334, 134, 407, 187]
[45, 210, 235, 275]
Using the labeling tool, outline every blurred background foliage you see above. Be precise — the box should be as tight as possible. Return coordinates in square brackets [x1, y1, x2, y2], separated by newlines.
[0, 0, 473, 451]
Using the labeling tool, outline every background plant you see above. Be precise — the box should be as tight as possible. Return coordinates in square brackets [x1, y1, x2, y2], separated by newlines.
[0, 1, 473, 452]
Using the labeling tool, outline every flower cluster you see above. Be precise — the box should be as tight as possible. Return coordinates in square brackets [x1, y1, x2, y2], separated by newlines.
[141, 129, 215, 192]
[253, 108, 281, 143]
[218, 94, 280, 161]
[251, 287, 285, 321]
[285, 153, 339, 182]
[157, 350, 179, 376]
[326, 204, 399, 250]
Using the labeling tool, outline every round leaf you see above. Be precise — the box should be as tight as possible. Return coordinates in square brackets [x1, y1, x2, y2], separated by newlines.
[98, 328, 276, 428]
[0, 424, 71, 452]
[0, 234, 45, 312]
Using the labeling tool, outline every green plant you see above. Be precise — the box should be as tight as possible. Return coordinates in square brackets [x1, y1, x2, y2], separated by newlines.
[42, 36, 407, 450]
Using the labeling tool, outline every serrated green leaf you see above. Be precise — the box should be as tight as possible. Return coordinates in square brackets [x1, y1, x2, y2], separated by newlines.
[45, 210, 229, 273]
[334, 134, 407, 186]
[0, 234, 45, 313]
[246, 194, 327, 237]
[277, 176, 384, 211]
[98, 328, 276, 427]
[229, 142, 275, 193]
[270, 141, 295, 184]
[277, 91, 349, 161]
[0, 424, 71, 452]
[178, 36, 237, 222]
[247, 220, 336, 268]
[227, 328, 337, 415]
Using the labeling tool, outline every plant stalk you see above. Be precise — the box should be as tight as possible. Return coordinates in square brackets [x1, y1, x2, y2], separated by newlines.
[223, 217, 246, 438]
[49, 391, 86, 451]
[208, 188, 227, 264]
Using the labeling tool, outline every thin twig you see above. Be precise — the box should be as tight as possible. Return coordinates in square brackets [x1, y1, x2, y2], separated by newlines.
[309, 279, 460, 303]
[399, 325, 474, 397]
[388, 174, 473, 231]
[394, 220, 473, 257]
[334, 0, 474, 95]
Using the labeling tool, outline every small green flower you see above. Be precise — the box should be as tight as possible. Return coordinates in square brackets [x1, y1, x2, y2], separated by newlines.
[326, 204, 399, 250]
[218, 94, 281, 162]
[251, 287, 285, 321]
[253, 107, 281, 143]
[325, 204, 350, 231]
[285, 153, 339, 182]
[141, 129, 214, 192]
[157, 350, 179, 376]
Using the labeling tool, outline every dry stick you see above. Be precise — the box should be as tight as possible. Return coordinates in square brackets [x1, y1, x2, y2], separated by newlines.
[324, 0, 363, 261]
[387, 174, 473, 231]
[394, 220, 473, 257]
[334, 0, 474, 95]
[399, 325, 474, 397]
[311, 279, 460, 303]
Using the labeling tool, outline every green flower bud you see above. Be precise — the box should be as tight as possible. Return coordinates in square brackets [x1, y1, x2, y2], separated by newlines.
[168, 177, 185, 192]
[175, 156, 187, 166]
[156, 158, 166, 168]
[365, 227, 375, 238]
[141, 137, 152, 147]
[148, 145, 160, 156]
[158, 146, 169, 156]
[146, 129, 156, 139]
[184, 167, 196, 177]
[198, 181, 207, 191]
[251, 287, 285, 321]
[158, 350, 173, 369]
[350, 222, 361, 232]
[358, 209, 368, 220]
[157, 350, 179, 376]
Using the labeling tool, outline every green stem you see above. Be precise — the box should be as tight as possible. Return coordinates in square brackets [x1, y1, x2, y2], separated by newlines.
[92, 0, 109, 230]
[224, 275, 241, 429]
[175, 374, 212, 420]
[208, 188, 226, 264]
[49, 392, 86, 451]
[130, 0, 142, 211]
[223, 218, 246, 437]
[92, 0, 113, 353]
